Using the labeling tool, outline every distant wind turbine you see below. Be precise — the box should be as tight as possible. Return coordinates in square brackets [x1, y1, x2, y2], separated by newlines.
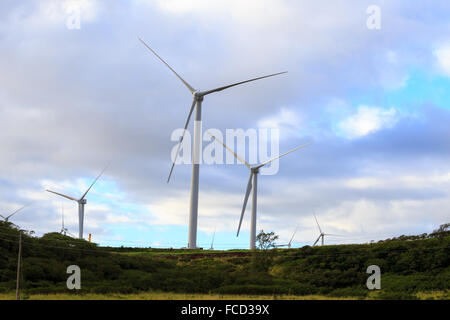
[208, 132, 311, 249]
[60, 203, 67, 235]
[0, 203, 31, 222]
[46, 166, 107, 239]
[59, 203, 76, 237]
[276, 225, 298, 248]
[312, 213, 342, 246]
[139, 37, 287, 249]
[209, 227, 216, 250]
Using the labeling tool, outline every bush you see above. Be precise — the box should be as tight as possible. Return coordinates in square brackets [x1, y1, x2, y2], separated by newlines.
[0, 222, 448, 298]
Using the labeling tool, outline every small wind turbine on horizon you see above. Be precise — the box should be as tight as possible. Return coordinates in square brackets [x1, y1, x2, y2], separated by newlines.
[0, 203, 31, 222]
[59, 203, 75, 237]
[313, 213, 342, 246]
[60, 203, 67, 235]
[139, 37, 287, 249]
[276, 225, 298, 248]
[46, 166, 107, 239]
[208, 132, 311, 249]
[209, 227, 216, 250]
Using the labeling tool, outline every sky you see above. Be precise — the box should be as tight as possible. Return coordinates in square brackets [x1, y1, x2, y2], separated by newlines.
[1, 0, 450, 249]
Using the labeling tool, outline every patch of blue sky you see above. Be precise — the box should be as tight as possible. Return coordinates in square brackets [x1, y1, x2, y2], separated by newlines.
[74, 177, 260, 249]
[98, 224, 187, 248]
[349, 69, 450, 113]
[96, 223, 251, 250]
[78, 179, 136, 212]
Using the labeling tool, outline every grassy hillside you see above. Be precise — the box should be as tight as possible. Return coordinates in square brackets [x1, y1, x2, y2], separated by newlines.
[0, 221, 449, 299]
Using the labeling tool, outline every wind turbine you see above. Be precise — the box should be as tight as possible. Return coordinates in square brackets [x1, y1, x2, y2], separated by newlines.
[276, 225, 298, 248]
[208, 132, 311, 249]
[46, 166, 107, 239]
[0, 203, 30, 222]
[61, 203, 67, 235]
[312, 213, 342, 246]
[209, 227, 216, 250]
[139, 37, 287, 249]
[59, 203, 73, 236]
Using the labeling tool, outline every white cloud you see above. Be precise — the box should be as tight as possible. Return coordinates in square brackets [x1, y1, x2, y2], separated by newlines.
[338, 106, 399, 139]
[258, 108, 302, 139]
[153, 0, 289, 25]
[146, 190, 245, 232]
[9, 0, 101, 29]
[345, 173, 450, 190]
[434, 45, 450, 76]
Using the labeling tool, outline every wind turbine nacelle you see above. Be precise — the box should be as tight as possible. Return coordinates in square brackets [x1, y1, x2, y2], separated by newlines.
[79, 199, 87, 204]
[194, 91, 204, 101]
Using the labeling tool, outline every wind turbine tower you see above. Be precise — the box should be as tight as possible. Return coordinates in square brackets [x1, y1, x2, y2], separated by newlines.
[209, 227, 216, 250]
[46, 166, 107, 239]
[209, 133, 311, 249]
[60, 203, 68, 236]
[139, 37, 287, 249]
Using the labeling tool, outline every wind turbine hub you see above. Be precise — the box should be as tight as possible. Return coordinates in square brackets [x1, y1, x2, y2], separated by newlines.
[194, 91, 204, 101]
[79, 199, 87, 205]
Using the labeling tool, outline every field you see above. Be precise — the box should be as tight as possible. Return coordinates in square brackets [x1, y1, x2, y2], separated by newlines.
[1, 291, 448, 300]
[0, 292, 354, 300]
[0, 222, 449, 300]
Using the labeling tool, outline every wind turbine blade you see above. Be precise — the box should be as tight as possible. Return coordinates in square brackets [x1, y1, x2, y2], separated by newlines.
[6, 203, 31, 220]
[46, 190, 78, 202]
[207, 132, 251, 169]
[313, 213, 323, 234]
[257, 142, 312, 168]
[167, 98, 197, 183]
[67, 231, 76, 238]
[289, 225, 298, 245]
[325, 234, 344, 237]
[200, 72, 287, 96]
[237, 172, 253, 237]
[0, 214, 6, 219]
[138, 37, 196, 94]
[80, 165, 108, 200]
[313, 235, 321, 246]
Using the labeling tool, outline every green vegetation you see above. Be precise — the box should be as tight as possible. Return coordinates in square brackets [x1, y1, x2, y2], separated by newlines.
[256, 230, 279, 250]
[0, 292, 368, 300]
[0, 221, 449, 299]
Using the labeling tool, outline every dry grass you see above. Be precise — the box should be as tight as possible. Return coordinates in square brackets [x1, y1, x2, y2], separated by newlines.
[1, 291, 448, 300]
[0, 292, 355, 300]
[415, 291, 450, 300]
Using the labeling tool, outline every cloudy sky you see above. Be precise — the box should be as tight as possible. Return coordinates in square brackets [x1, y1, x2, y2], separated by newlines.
[1, 0, 449, 249]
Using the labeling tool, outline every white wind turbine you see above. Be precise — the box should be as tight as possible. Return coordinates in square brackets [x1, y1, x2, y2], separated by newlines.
[59, 203, 75, 237]
[60, 203, 68, 235]
[139, 37, 287, 249]
[276, 225, 298, 248]
[46, 166, 107, 239]
[209, 227, 216, 250]
[209, 133, 311, 249]
[0, 203, 31, 222]
[312, 213, 342, 246]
